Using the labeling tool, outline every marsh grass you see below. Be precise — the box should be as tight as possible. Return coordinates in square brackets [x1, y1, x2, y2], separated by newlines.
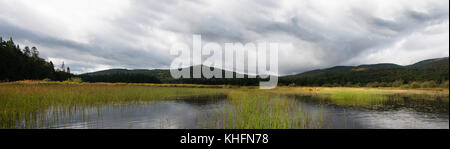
[205, 91, 325, 129]
[0, 83, 227, 128]
[270, 87, 449, 109]
[1, 82, 448, 129]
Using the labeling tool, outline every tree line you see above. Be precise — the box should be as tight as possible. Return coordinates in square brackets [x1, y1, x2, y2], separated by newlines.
[1, 36, 448, 89]
[0, 37, 72, 81]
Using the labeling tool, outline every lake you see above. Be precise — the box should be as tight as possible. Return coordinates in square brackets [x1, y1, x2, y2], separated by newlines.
[41, 95, 449, 129]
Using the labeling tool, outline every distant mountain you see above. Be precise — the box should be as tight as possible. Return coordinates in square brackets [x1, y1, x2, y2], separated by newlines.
[80, 65, 261, 85]
[79, 57, 448, 86]
[83, 68, 172, 82]
[279, 57, 449, 86]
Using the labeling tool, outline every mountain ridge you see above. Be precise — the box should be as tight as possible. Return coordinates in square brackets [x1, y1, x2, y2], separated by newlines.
[79, 57, 449, 86]
[279, 57, 448, 86]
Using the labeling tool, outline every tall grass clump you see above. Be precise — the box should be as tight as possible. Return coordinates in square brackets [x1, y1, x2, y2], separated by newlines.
[208, 91, 325, 129]
[316, 89, 389, 107]
[0, 83, 227, 128]
[272, 87, 448, 109]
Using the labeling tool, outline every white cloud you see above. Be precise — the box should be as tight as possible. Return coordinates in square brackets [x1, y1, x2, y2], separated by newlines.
[0, 0, 448, 75]
[346, 20, 449, 66]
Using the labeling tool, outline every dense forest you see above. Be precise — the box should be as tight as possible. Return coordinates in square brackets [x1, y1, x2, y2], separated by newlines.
[279, 57, 449, 87]
[0, 37, 71, 81]
[80, 65, 263, 85]
[81, 73, 161, 83]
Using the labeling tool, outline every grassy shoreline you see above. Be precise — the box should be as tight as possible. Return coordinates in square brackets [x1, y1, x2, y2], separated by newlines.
[0, 82, 448, 128]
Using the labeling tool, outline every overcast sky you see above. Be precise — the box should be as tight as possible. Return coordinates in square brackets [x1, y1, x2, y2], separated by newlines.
[0, 0, 448, 75]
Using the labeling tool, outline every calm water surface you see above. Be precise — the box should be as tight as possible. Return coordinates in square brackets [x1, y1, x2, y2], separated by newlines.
[45, 96, 449, 129]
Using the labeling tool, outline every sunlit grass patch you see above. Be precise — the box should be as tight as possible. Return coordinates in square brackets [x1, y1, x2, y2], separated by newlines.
[208, 91, 324, 129]
[270, 87, 448, 108]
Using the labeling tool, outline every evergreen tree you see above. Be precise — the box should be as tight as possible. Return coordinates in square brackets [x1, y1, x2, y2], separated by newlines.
[23, 46, 31, 57]
[31, 47, 39, 58]
[0, 37, 72, 81]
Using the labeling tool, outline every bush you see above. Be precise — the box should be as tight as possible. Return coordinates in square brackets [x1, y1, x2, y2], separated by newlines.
[331, 83, 339, 87]
[409, 82, 421, 89]
[440, 81, 449, 88]
[378, 82, 391, 87]
[352, 83, 361, 87]
[345, 82, 353, 87]
[288, 83, 296, 87]
[421, 81, 438, 88]
[42, 78, 51, 82]
[392, 80, 404, 87]
[366, 82, 380, 88]
[400, 84, 410, 89]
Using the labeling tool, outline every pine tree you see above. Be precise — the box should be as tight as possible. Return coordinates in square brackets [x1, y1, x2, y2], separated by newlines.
[1, 37, 72, 81]
[49, 61, 55, 71]
[31, 47, 39, 58]
[23, 46, 31, 57]
[61, 61, 65, 72]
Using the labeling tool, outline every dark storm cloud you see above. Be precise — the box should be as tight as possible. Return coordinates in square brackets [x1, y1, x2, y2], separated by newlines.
[0, 20, 171, 73]
[0, 0, 448, 75]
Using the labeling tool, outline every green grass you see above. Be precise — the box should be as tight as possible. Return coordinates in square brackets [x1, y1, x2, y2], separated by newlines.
[270, 87, 449, 108]
[0, 82, 448, 129]
[0, 82, 227, 128]
[316, 89, 389, 107]
[205, 91, 324, 129]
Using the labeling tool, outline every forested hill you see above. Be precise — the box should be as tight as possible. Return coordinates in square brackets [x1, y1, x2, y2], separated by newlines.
[279, 57, 449, 86]
[80, 57, 448, 87]
[0, 37, 71, 81]
[2, 36, 447, 87]
[80, 65, 262, 85]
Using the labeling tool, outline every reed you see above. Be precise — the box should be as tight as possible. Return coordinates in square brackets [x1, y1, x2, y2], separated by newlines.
[207, 91, 325, 129]
[269, 87, 449, 108]
[1, 82, 447, 128]
[0, 83, 227, 128]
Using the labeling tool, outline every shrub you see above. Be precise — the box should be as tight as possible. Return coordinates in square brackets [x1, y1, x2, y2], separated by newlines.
[400, 84, 410, 89]
[421, 81, 437, 88]
[392, 80, 404, 87]
[409, 82, 421, 89]
[345, 82, 353, 87]
[331, 83, 339, 87]
[378, 82, 391, 87]
[366, 82, 380, 88]
[288, 83, 296, 87]
[440, 81, 449, 88]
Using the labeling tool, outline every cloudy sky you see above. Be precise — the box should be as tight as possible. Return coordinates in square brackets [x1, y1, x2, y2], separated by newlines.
[0, 0, 448, 75]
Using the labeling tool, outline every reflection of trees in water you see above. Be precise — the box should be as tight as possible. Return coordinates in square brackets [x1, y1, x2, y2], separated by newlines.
[384, 95, 449, 114]
[287, 94, 449, 114]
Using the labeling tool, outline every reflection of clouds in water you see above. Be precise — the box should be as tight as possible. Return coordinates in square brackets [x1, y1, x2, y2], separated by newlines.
[50, 100, 219, 129]
[48, 98, 449, 129]
[353, 109, 449, 129]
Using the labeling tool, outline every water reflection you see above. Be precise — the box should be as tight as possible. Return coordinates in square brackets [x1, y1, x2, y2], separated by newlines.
[44, 95, 448, 129]
[290, 95, 449, 129]
[49, 98, 227, 129]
